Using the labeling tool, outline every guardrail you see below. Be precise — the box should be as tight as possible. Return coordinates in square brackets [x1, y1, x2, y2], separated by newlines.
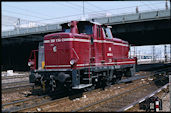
[92, 9, 170, 24]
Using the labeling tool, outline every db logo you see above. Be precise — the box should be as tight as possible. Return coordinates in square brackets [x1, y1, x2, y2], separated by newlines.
[53, 46, 57, 52]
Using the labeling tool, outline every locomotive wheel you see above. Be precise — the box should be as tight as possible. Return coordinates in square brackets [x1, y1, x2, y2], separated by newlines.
[64, 77, 72, 90]
[125, 68, 132, 77]
[115, 75, 122, 83]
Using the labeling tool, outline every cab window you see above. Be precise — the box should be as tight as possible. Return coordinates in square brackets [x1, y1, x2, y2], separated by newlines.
[64, 28, 70, 33]
[105, 28, 113, 39]
[61, 23, 70, 33]
[77, 22, 93, 35]
[86, 25, 93, 34]
[103, 27, 113, 39]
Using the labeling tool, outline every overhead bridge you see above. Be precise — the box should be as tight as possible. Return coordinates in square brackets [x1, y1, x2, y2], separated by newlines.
[2, 9, 170, 45]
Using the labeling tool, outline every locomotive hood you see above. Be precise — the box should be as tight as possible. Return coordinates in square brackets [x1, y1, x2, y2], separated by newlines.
[44, 33, 72, 40]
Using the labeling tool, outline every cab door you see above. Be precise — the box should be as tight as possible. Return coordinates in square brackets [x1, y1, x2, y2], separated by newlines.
[94, 25, 105, 65]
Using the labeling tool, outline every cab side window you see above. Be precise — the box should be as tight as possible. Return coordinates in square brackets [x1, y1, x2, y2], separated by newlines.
[61, 23, 71, 33]
[105, 28, 113, 39]
[102, 27, 108, 39]
[64, 28, 70, 33]
[103, 27, 113, 39]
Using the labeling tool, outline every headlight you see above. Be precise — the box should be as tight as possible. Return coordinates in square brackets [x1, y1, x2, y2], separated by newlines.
[28, 62, 32, 66]
[70, 59, 75, 65]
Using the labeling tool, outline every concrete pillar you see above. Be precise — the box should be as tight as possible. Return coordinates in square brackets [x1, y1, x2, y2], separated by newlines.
[166, 0, 168, 10]
[164, 45, 167, 62]
[153, 45, 155, 63]
[134, 46, 136, 57]
[170, 44, 171, 63]
[14, 18, 20, 30]
[83, 1, 85, 17]
[129, 45, 131, 58]
[136, 6, 139, 13]
[169, 75, 171, 111]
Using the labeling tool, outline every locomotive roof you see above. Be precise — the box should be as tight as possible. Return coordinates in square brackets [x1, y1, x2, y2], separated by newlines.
[89, 21, 101, 25]
[60, 20, 102, 26]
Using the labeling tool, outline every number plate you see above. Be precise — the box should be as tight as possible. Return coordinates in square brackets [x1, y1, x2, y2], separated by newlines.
[150, 103, 154, 109]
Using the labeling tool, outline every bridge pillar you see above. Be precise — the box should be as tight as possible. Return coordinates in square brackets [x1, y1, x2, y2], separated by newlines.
[136, 6, 139, 13]
[152, 45, 155, 63]
[170, 44, 171, 63]
[169, 74, 171, 111]
[164, 45, 167, 62]
[165, 0, 168, 10]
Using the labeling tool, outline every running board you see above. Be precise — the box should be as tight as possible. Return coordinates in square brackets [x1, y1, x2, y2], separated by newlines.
[72, 84, 92, 89]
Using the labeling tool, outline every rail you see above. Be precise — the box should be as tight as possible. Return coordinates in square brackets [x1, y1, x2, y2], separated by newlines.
[2, 84, 34, 94]
[118, 83, 169, 111]
[73, 81, 169, 112]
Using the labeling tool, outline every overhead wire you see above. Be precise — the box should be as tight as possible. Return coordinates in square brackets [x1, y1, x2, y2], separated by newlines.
[3, 2, 86, 24]
[34, 13, 84, 22]
[64, 1, 97, 12]
[3, 9, 45, 19]
[2, 9, 48, 24]
[32, 5, 139, 22]
[57, 2, 84, 11]
[3, 4, 52, 18]
[140, 1, 155, 10]
[86, 1, 164, 15]
[86, 2, 104, 11]
[2, 14, 38, 25]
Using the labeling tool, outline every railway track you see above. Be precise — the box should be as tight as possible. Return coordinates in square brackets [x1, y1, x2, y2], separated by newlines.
[1, 72, 160, 112]
[126, 85, 169, 112]
[2, 83, 34, 94]
[2, 68, 169, 112]
[2, 95, 51, 112]
[73, 83, 169, 112]
[2, 89, 69, 112]
[1, 74, 146, 112]
[2, 74, 29, 80]
[72, 70, 169, 112]
[2, 80, 29, 88]
[2, 76, 29, 84]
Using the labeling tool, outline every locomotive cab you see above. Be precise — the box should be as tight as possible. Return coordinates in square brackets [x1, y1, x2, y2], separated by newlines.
[28, 50, 38, 70]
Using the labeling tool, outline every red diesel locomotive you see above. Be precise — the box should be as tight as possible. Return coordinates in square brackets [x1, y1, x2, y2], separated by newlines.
[28, 20, 136, 91]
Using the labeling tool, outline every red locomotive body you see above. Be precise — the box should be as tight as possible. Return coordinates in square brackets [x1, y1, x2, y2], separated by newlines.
[28, 20, 136, 91]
